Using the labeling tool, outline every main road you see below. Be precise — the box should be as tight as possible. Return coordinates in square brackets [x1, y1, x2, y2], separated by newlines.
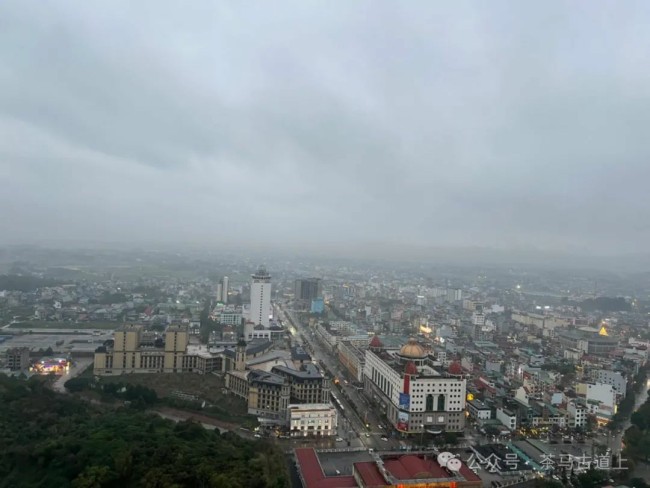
[277, 303, 399, 451]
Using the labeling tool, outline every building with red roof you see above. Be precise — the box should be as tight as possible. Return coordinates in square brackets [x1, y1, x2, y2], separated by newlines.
[296, 448, 482, 488]
[295, 448, 357, 488]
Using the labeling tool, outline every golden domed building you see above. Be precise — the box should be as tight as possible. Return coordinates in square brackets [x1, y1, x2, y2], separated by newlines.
[397, 337, 427, 365]
[363, 336, 467, 436]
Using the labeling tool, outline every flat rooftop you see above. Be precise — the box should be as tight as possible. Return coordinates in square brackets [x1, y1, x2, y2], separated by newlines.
[295, 448, 357, 488]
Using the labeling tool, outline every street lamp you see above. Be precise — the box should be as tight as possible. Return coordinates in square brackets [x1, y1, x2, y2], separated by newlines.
[420, 425, 425, 448]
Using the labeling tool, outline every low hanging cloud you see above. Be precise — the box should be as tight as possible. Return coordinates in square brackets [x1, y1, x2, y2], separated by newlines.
[1, 1, 650, 255]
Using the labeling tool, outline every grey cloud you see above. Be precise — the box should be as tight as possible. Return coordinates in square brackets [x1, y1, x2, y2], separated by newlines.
[1, 1, 650, 257]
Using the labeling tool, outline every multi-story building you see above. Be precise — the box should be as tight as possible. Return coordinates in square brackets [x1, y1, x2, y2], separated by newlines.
[94, 326, 276, 376]
[214, 305, 242, 326]
[294, 278, 322, 304]
[467, 399, 492, 421]
[5, 347, 30, 371]
[586, 383, 617, 422]
[94, 325, 190, 375]
[496, 407, 517, 431]
[271, 364, 330, 404]
[363, 338, 467, 434]
[338, 338, 367, 383]
[250, 266, 271, 327]
[288, 403, 337, 437]
[567, 401, 587, 428]
[529, 403, 567, 429]
[247, 370, 291, 421]
[225, 345, 331, 425]
[591, 369, 627, 398]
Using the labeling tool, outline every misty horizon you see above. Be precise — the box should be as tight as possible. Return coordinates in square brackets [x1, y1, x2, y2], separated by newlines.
[2, 2, 650, 256]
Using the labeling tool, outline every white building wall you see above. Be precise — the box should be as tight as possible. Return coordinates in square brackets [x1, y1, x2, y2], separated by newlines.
[250, 273, 271, 327]
[496, 408, 517, 430]
[288, 404, 338, 437]
[593, 370, 627, 398]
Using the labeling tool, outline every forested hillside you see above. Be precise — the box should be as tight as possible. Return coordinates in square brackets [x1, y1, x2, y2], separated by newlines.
[0, 375, 288, 488]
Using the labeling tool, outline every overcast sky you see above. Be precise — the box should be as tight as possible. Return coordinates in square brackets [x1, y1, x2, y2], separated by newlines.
[1, 2, 649, 255]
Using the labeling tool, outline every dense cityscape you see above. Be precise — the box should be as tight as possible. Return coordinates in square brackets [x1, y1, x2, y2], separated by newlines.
[1, 247, 650, 488]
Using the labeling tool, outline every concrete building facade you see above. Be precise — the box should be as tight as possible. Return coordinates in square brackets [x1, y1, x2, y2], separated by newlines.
[250, 266, 271, 327]
[363, 338, 467, 434]
[288, 403, 337, 437]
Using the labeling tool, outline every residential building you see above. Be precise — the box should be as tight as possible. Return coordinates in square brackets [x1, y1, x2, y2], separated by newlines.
[567, 401, 587, 428]
[496, 407, 517, 431]
[591, 369, 627, 398]
[6, 347, 30, 371]
[467, 399, 492, 421]
[586, 383, 617, 422]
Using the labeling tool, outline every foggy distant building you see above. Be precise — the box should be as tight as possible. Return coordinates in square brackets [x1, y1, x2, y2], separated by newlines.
[6, 347, 30, 371]
[447, 288, 462, 302]
[216, 283, 223, 303]
[251, 266, 272, 327]
[222, 276, 229, 304]
[294, 278, 322, 303]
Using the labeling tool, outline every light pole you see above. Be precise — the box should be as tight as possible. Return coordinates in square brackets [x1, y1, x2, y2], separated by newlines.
[420, 425, 425, 448]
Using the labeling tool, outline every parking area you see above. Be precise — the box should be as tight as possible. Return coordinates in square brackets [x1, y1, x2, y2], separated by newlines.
[0, 330, 113, 356]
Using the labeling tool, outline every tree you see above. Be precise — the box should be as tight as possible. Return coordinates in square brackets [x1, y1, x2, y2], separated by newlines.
[631, 410, 648, 431]
[0, 374, 289, 487]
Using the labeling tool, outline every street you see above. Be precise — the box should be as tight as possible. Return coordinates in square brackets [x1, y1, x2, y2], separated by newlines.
[278, 303, 401, 452]
[52, 357, 94, 394]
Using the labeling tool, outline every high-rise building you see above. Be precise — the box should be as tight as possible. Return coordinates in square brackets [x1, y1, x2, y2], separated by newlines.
[216, 283, 223, 303]
[294, 278, 322, 303]
[222, 276, 229, 304]
[250, 266, 271, 327]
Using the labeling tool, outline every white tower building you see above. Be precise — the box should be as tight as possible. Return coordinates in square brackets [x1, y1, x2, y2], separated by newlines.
[222, 276, 229, 304]
[250, 266, 271, 327]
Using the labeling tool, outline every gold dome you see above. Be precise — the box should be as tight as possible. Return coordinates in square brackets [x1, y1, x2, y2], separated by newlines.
[399, 338, 426, 359]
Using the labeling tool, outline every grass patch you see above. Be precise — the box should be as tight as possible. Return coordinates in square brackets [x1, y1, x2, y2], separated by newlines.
[98, 372, 244, 410]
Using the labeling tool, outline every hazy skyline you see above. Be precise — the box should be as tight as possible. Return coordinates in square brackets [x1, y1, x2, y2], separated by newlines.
[1, 2, 649, 255]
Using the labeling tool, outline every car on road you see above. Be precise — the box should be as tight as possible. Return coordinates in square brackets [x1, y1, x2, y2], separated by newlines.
[365, 433, 371, 437]
[381, 437, 388, 441]
[336, 437, 344, 442]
